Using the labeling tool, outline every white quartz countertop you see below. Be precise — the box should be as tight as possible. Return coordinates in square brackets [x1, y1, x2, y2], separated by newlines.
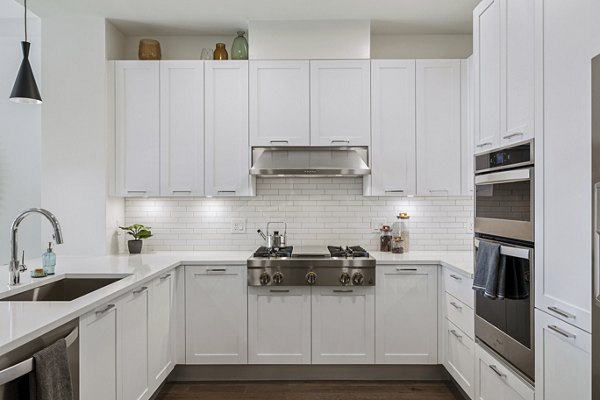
[0, 250, 473, 356]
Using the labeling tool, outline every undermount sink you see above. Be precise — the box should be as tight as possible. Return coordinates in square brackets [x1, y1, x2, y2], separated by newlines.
[0, 276, 128, 302]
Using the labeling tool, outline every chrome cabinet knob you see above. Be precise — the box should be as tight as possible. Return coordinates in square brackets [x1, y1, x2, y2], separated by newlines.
[272, 272, 284, 285]
[339, 272, 351, 285]
[306, 271, 317, 285]
[259, 272, 271, 285]
[352, 272, 364, 286]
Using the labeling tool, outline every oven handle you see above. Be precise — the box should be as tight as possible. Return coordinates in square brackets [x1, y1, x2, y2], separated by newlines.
[475, 168, 531, 186]
[474, 238, 531, 260]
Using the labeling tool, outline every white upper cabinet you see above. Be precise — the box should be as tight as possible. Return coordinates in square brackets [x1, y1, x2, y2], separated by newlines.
[250, 60, 310, 146]
[535, 309, 591, 400]
[473, 0, 501, 153]
[416, 59, 462, 196]
[115, 61, 160, 196]
[370, 60, 417, 196]
[204, 61, 253, 196]
[500, 0, 535, 146]
[461, 57, 475, 196]
[311, 287, 375, 364]
[310, 60, 371, 146]
[159, 61, 205, 196]
[376, 266, 438, 364]
[248, 286, 311, 364]
[536, 0, 592, 332]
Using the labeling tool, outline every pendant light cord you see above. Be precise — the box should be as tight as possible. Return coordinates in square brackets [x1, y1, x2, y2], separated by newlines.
[23, 0, 27, 42]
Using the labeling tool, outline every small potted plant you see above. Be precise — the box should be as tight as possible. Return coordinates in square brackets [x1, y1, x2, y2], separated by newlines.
[119, 224, 152, 254]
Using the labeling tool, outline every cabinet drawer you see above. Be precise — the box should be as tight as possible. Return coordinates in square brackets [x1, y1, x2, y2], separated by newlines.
[443, 268, 474, 308]
[444, 293, 474, 339]
[444, 320, 475, 398]
[476, 343, 534, 400]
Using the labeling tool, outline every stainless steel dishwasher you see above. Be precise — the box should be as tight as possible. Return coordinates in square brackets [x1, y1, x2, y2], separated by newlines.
[0, 319, 79, 399]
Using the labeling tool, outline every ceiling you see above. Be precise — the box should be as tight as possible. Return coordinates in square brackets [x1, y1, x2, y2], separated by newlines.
[23, 0, 478, 36]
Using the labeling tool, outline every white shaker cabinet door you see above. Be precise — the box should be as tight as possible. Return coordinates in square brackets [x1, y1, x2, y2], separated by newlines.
[461, 57, 475, 196]
[370, 60, 416, 196]
[160, 61, 205, 196]
[375, 265, 438, 364]
[535, 309, 591, 400]
[475, 344, 534, 400]
[80, 302, 118, 400]
[473, 0, 501, 153]
[310, 60, 371, 146]
[204, 61, 253, 197]
[311, 286, 375, 364]
[115, 61, 160, 196]
[185, 265, 247, 364]
[416, 59, 462, 196]
[250, 60, 310, 146]
[248, 286, 311, 364]
[148, 272, 175, 393]
[500, 0, 535, 146]
[117, 285, 150, 400]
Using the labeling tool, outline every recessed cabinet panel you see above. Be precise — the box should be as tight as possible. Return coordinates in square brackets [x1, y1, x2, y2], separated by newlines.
[160, 61, 205, 196]
[310, 60, 371, 146]
[370, 60, 416, 196]
[250, 60, 310, 146]
[115, 61, 160, 196]
[416, 60, 462, 196]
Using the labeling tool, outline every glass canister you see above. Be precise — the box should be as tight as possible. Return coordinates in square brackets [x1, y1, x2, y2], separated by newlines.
[380, 225, 393, 252]
[391, 237, 405, 254]
[231, 31, 249, 60]
[398, 212, 410, 252]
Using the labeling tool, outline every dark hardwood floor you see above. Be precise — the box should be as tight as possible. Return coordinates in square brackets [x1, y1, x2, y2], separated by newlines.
[156, 381, 464, 400]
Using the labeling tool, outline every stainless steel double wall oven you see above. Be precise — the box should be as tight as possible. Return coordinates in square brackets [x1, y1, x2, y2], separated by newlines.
[474, 140, 535, 382]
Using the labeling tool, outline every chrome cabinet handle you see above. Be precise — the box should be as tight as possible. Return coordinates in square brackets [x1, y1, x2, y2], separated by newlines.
[548, 306, 576, 319]
[396, 268, 417, 271]
[548, 325, 576, 339]
[489, 365, 507, 379]
[449, 329, 462, 340]
[450, 301, 463, 310]
[331, 140, 350, 144]
[333, 289, 353, 293]
[206, 268, 227, 272]
[503, 132, 524, 140]
[159, 273, 171, 280]
[269, 289, 290, 293]
[476, 142, 493, 148]
[172, 190, 192, 194]
[127, 190, 147, 194]
[449, 274, 462, 281]
[269, 140, 289, 144]
[217, 190, 236, 194]
[429, 189, 449, 193]
[133, 286, 148, 295]
[95, 304, 115, 316]
[385, 190, 405, 193]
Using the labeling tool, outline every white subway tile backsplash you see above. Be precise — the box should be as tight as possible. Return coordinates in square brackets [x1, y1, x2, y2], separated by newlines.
[123, 177, 474, 252]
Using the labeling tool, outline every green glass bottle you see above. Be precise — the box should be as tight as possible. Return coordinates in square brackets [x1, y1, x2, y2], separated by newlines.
[231, 31, 248, 60]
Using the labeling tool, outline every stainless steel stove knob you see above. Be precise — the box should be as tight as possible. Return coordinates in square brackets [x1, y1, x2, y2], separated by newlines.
[272, 272, 284, 285]
[306, 271, 317, 285]
[352, 272, 364, 286]
[339, 272, 351, 285]
[259, 272, 271, 285]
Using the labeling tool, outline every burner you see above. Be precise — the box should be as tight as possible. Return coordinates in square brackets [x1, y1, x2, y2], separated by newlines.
[253, 246, 293, 258]
[327, 245, 369, 258]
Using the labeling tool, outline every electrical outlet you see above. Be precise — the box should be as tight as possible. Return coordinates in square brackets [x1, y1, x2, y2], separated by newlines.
[370, 218, 386, 232]
[231, 218, 246, 233]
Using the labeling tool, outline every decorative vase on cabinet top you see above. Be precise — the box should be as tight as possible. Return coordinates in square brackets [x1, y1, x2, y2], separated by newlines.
[231, 31, 248, 60]
[213, 43, 229, 60]
[138, 39, 161, 60]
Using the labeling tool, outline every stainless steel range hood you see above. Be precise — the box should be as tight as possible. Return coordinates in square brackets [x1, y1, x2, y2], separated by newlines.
[250, 146, 370, 177]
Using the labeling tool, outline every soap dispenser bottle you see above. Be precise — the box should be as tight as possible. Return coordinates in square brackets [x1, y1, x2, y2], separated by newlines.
[42, 242, 56, 275]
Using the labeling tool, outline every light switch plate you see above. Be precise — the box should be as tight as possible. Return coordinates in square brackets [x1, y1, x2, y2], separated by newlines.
[231, 218, 246, 233]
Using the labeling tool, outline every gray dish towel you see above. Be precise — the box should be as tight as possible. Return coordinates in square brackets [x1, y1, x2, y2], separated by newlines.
[472, 241, 505, 299]
[32, 338, 73, 400]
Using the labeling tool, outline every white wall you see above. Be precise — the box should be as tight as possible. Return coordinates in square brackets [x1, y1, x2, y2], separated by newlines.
[41, 16, 113, 256]
[0, 11, 42, 263]
[371, 34, 473, 59]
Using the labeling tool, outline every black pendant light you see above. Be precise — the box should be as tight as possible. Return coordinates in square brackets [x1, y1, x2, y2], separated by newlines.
[9, 0, 41, 104]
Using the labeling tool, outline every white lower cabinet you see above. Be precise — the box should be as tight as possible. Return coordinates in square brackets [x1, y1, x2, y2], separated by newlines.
[311, 286, 375, 364]
[185, 265, 247, 364]
[375, 265, 438, 364]
[80, 301, 118, 400]
[148, 271, 175, 393]
[248, 286, 311, 364]
[535, 309, 591, 400]
[117, 284, 150, 400]
[475, 344, 534, 400]
[444, 319, 475, 399]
